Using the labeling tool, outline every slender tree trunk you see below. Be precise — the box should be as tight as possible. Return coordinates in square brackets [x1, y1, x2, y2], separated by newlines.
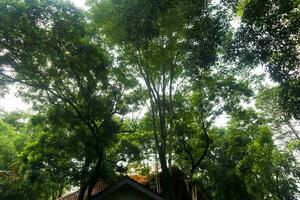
[275, 173, 283, 200]
[52, 192, 55, 200]
[78, 182, 88, 200]
[148, 92, 176, 199]
[78, 158, 91, 200]
[168, 64, 175, 173]
[58, 184, 64, 198]
[135, 49, 176, 199]
[87, 150, 104, 200]
[285, 120, 300, 139]
[158, 147, 176, 200]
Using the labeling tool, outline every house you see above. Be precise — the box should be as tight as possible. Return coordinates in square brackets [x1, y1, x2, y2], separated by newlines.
[58, 167, 192, 200]
[58, 176, 165, 200]
[57, 180, 109, 200]
[92, 176, 165, 200]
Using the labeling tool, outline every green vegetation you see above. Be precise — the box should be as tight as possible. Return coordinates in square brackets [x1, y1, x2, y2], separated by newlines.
[0, 0, 299, 199]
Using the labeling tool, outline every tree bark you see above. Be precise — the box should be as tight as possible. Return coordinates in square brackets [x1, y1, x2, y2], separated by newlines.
[78, 157, 91, 200]
[87, 150, 104, 200]
[78, 182, 88, 200]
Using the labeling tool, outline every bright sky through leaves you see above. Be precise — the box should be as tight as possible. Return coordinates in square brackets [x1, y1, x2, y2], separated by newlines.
[0, 0, 87, 112]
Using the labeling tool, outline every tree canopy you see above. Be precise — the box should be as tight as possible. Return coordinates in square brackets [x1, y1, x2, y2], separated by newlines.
[0, 0, 299, 200]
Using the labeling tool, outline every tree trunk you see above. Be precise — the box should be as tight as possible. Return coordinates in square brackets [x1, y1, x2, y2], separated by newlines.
[78, 182, 88, 200]
[158, 147, 176, 200]
[78, 158, 91, 200]
[136, 50, 176, 199]
[87, 153, 103, 200]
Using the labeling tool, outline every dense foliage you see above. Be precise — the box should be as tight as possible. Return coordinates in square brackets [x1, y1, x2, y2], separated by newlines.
[0, 0, 299, 200]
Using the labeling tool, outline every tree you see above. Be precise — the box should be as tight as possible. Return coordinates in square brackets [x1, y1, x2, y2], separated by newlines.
[173, 72, 253, 177]
[0, 114, 34, 200]
[88, 0, 235, 198]
[202, 109, 300, 200]
[256, 87, 300, 142]
[230, 0, 300, 119]
[0, 1, 129, 199]
[19, 126, 78, 200]
[0, 112, 74, 200]
[0, 120, 16, 170]
[0, 1, 298, 200]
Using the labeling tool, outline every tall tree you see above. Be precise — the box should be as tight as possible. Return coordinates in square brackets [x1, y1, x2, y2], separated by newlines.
[88, 0, 234, 198]
[230, 0, 300, 119]
[173, 72, 253, 177]
[203, 109, 300, 200]
[0, 1, 128, 199]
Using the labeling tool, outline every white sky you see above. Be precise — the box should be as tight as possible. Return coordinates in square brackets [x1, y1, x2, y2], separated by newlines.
[69, 0, 87, 9]
[0, 85, 31, 112]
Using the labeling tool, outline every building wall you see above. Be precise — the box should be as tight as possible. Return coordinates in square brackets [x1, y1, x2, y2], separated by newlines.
[93, 185, 156, 200]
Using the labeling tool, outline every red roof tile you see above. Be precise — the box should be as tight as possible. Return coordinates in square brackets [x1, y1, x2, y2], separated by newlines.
[58, 181, 109, 200]
[129, 175, 149, 185]
[58, 175, 150, 200]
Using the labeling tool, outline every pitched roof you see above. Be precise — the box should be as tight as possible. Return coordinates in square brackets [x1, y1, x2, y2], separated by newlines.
[58, 175, 150, 200]
[92, 176, 165, 200]
[129, 175, 149, 185]
[57, 181, 109, 200]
